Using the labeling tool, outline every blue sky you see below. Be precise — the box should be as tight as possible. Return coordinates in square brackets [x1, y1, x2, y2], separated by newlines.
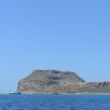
[0, 0, 110, 91]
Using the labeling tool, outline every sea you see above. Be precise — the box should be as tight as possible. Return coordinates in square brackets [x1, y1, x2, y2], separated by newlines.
[0, 94, 110, 110]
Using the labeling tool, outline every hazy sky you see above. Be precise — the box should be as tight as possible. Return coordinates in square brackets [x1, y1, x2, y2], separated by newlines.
[0, 0, 110, 91]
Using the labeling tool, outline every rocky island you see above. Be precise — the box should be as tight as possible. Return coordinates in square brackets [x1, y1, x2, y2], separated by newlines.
[17, 70, 110, 94]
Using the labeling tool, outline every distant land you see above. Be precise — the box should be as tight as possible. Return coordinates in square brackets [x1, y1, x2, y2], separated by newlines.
[17, 70, 110, 94]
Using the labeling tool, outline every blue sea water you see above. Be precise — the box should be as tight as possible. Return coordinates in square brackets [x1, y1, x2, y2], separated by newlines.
[0, 94, 110, 110]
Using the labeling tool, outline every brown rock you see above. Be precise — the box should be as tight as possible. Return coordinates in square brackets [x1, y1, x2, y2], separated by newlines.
[17, 70, 85, 94]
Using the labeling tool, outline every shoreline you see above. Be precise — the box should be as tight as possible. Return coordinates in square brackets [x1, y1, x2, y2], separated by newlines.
[11, 92, 110, 95]
[1, 91, 110, 95]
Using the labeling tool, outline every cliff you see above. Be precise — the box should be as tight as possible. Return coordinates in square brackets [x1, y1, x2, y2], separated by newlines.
[78, 82, 110, 93]
[17, 70, 110, 94]
[17, 70, 85, 94]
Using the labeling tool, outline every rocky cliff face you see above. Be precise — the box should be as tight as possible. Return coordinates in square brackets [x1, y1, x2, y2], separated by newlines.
[17, 70, 85, 94]
[78, 82, 110, 93]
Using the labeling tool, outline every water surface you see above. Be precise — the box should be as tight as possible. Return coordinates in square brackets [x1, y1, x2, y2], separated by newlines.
[0, 94, 110, 110]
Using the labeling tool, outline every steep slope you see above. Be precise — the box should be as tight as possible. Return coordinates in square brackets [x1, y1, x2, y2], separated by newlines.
[17, 70, 85, 94]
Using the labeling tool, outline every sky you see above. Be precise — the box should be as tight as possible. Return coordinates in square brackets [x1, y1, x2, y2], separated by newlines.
[0, 0, 110, 91]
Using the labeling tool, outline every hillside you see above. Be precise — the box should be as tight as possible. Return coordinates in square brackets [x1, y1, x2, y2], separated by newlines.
[17, 70, 110, 94]
[77, 82, 110, 93]
[17, 70, 85, 94]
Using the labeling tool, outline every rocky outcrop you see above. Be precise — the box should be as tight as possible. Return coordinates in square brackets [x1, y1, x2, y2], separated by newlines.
[17, 70, 85, 94]
[77, 82, 110, 93]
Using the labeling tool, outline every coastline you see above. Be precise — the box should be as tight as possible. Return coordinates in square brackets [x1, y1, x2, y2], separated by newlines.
[1, 92, 110, 95]
[15, 92, 110, 95]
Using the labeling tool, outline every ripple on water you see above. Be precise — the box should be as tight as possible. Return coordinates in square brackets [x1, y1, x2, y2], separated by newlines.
[0, 94, 110, 110]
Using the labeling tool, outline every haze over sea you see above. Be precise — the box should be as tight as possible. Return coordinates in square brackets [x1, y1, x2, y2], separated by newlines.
[0, 94, 110, 110]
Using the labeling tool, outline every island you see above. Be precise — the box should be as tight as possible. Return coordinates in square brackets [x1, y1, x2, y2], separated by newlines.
[17, 70, 110, 94]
